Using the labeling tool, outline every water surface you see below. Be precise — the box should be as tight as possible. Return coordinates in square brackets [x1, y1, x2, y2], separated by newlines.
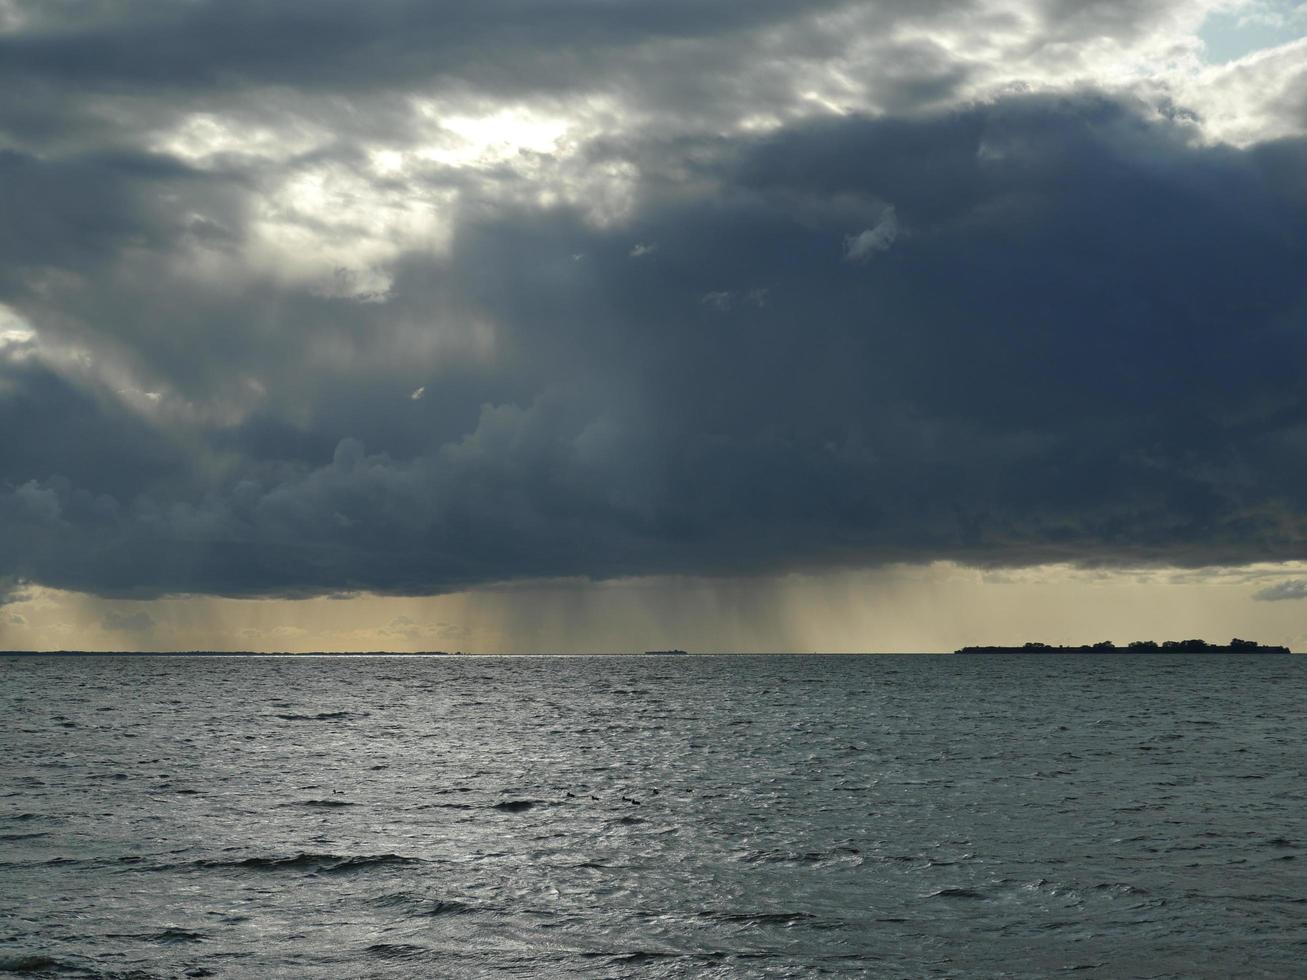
[2, 654, 1303, 977]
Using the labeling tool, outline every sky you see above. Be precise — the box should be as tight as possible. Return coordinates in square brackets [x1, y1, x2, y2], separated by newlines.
[2, 0, 1307, 652]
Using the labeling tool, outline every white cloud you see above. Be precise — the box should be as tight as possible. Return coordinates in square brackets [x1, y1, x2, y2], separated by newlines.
[1177, 36, 1307, 144]
[844, 207, 898, 262]
[247, 163, 457, 301]
[701, 289, 768, 311]
[0, 303, 35, 350]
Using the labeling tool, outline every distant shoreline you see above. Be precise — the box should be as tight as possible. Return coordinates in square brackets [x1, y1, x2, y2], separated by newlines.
[957, 640, 1291, 655]
[1, 649, 1297, 657]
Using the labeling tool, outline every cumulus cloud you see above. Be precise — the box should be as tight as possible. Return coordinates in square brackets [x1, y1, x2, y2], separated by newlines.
[3, 3, 1307, 604]
[1252, 579, 1307, 601]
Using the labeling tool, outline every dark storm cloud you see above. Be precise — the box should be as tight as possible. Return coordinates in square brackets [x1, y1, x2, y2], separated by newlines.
[4, 92, 1307, 599]
[3, 0, 1307, 600]
[0, 0, 1097, 162]
[0, 147, 227, 288]
[0, 0, 919, 91]
[0, 355, 188, 499]
[0, 0, 1268, 164]
[0, 0, 905, 141]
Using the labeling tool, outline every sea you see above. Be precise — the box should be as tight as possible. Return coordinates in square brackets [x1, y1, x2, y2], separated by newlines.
[1, 654, 1303, 978]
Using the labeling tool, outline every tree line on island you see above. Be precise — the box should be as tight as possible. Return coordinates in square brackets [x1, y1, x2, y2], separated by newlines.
[955, 638, 1290, 654]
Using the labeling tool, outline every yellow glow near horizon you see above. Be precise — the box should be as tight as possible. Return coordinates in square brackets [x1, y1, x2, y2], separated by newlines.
[3, 562, 1307, 654]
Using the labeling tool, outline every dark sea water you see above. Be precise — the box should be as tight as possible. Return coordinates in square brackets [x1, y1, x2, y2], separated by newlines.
[1, 654, 1304, 979]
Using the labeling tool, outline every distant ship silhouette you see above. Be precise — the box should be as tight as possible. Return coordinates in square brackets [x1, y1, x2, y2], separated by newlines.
[955, 638, 1289, 654]
[644, 649, 689, 655]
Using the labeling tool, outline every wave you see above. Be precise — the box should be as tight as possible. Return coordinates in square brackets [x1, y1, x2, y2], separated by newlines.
[603, 951, 681, 965]
[598, 951, 766, 966]
[1093, 882, 1150, 896]
[281, 799, 358, 808]
[193, 852, 421, 874]
[0, 954, 83, 975]
[926, 887, 988, 900]
[700, 911, 815, 925]
[739, 846, 863, 867]
[151, 927, 208, 944]
[366, 943, 436, 961]
[413, 802, 476, 810]
[1221, 893, 1307, 904]
[371, 891, 479, 916]
[274, 711, 368, 721]
[105, 927, 208, 944]
[492, 800, 542, 813]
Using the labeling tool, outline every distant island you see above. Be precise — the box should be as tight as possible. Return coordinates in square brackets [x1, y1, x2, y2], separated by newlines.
[956, 638, 1290, 655]
[644, 649, 689, 655]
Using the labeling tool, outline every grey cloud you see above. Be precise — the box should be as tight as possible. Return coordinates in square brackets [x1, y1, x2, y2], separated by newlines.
[0, 354, 189, 500]
[0, 0, 1209, 170]
[4, 98, 1307, 600]
[0, 148, 217, 279]
[0, 0, 923, 94]
[0, 577, 33, 607]
[1252, 579, 1307, 601]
